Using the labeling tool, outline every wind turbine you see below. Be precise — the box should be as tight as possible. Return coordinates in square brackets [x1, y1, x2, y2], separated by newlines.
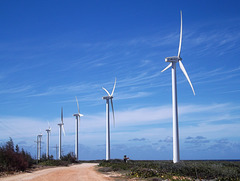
[58, 107, 65, 160]
[37, 132, 43, 160]
[102, 78, 116, 160]
[34, 136, 39, 162]
[161, 11, 195, 163]
[73, 96, 84, 160]
[46, 122, 51, 159]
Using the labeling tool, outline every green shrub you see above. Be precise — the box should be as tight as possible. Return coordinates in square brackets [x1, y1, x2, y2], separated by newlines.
[130, 168, 160, 178]
[39, 152, 77, 166]
[61, 152, 77, 163]
[38, 160, 69, 166]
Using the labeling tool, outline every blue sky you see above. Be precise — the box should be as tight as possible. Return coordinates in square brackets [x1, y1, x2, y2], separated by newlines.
[0, 0, 240, 160]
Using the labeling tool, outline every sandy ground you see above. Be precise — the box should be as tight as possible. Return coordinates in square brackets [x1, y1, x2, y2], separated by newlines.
[0, 163, 115, 181]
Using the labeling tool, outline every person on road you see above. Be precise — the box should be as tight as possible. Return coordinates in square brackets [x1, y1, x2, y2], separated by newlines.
[123, 155, 129, 163]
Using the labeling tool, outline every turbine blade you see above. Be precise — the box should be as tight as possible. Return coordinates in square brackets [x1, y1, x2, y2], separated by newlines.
[161, 63, 172, 72]
[75, 96, 80, 114]
[179, 60, 195, 95]
[102, 87, 111, 96]
[62, 125, 66, 136]
[178, 10, 183, 58]
[111, 78, 117, 96]
[110, 99, 115, 128]
[61, 107, 63, 123]
[79, 114, 84, 117]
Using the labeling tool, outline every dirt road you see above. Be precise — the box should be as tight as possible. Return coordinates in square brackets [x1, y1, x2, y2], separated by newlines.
[0, 163, 114, 181]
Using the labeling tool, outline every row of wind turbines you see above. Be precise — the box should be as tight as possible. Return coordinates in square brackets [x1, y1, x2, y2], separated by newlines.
[35, 78, 116, 161]
[35, 11, 195, 163]
[36, 97, 84, 161]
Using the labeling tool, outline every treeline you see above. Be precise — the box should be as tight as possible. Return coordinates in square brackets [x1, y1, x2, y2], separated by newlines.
[0, 138, 33, 172]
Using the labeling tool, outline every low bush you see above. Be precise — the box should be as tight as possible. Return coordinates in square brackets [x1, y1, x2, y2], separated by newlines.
[38, 160, 69, 167]
[38, 152, 77, 167]
[61, 152, 77, 163]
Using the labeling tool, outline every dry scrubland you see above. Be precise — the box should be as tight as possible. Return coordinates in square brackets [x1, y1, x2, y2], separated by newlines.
[98, 159, 240, 180]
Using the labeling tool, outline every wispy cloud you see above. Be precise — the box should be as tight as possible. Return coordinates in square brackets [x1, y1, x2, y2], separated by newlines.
[159, 136, 173, 143]
[0, 85, 33, 95]
[185, 136, 210, 145]
[128, 138, 147, 142]
[184, 21, 240, 57]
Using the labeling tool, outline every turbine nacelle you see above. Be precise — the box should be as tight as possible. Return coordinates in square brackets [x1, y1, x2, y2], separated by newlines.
[165, 56, 181, 63]
[102, 96, 113, 100]
[46, 122, 51, 132]
[38, 134, 42, 138]
[73, 113, 84, 117]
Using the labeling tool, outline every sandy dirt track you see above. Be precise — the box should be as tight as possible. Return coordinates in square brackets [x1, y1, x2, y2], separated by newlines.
[0, 163, 114, 181]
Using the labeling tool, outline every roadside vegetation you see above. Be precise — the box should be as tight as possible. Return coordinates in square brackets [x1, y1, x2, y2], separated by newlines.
[0, 138, 33, 173]
[99, 159, 240, 180]
[0, 138, 80, 176]
[38, 152, 78, 166]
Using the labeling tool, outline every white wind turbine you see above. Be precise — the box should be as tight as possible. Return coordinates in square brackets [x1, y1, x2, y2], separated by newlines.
[58, 107, 65, 160]
[37, 132, 43, 160]
[161, 11, 195, 163]
[34, 136, 39, 161]
[73, 96, 84, 160]
[46, 122, 51, 159]
[102, 78, 116, 160]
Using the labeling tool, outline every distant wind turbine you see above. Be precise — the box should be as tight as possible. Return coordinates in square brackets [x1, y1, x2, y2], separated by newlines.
[52, 144, 59, 160]
[102, 78, 116, 160]
[46, 122, 51, 159]
[34, 136, 39, 162]
[37, 133, 42, 160]
[58, 107, 65, 160]
[161, 11, 195, 163]
[73, 96, 84, 160]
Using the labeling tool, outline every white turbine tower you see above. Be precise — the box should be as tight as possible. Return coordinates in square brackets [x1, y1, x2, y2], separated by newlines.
[37, 133, 42, 160]
[34, 136, 39, 161]
[58, 107, 65, 160]
[102, 78, 116, 161]
[73, 96, 84, 160]
[161, 11, 195, 163]
[46, 122, 51, 159]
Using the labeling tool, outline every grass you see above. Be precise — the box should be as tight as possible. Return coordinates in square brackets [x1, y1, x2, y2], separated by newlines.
[98, 159, 240, 180]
